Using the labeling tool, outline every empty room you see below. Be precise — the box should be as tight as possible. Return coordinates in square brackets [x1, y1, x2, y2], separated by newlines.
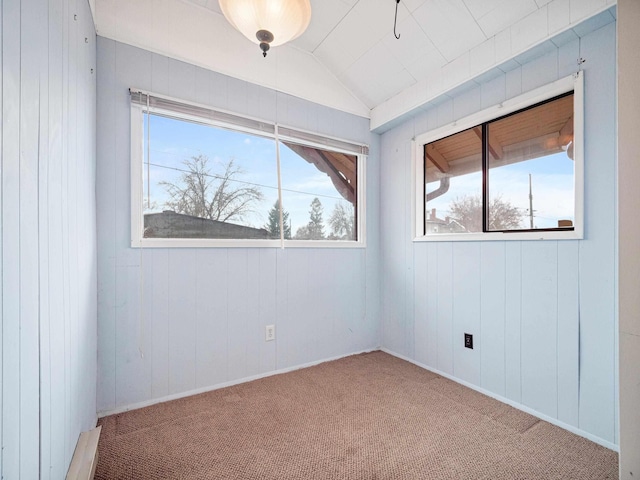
[1, 0, 639, 478]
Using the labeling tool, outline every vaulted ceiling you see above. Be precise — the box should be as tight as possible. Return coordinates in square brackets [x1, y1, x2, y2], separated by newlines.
[93, 0, 616, 131]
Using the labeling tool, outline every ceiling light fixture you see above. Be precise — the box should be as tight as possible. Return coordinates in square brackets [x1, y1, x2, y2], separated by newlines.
[218, 0, 312, 58]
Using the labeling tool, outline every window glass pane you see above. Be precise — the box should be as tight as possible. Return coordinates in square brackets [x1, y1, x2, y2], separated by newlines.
[279, 141, 357, 241]
[487, 93, 574, 231]
[424, 127, 483, 233]
[142, 113, 279, 239]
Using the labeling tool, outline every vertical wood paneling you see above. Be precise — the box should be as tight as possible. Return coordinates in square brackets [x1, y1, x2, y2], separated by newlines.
[557, 241, 579, 427]
[66, 0, 79, 457]
[227, 77, 248, 117]
[0, 0, 3, 470]
[309, 250, 334, 359]
[2, 0, 24, 476]
[379, 128, 410, 355]
[275, 248, 288, 369]
[96, 36, 117, 413]
[343, 248, 365, 354]
[2, 0, 97, 475]
[480, 242, 506, 396]
[323, 250, 340, 355]
[352, 249, 369, 352]
[425, 244, 438, 367]
[245, 249, 263, 377]
[20, 0, 43, 472]
[226, 249, 250, 379]
[148, 249, 170, 399]
[48, 4, 69, 468]
[284, 249, 309, 368]
[452, 243, 481, 385]
[520, 241, 558, 418]
[436, 243, 453, 374]
[0, 0, 4, 470]
[504, 241, 522, 403]
[38, 0, 52, 471]
[413, 244, 428, 365]
[257, 249, 277, 373]
[168, 58, 196, 104]
[195, 249, 228, 389]
[114, 43, 150, 267]
[404, 213, 415, 359]
[168, 250, 198, 394]
[61, 0, 73, 456]
[576, 22, 617, 443]
[114, 263, 149, 407]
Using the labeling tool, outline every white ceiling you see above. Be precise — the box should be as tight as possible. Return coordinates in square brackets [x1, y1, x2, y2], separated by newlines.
[93, 0, 616, 131]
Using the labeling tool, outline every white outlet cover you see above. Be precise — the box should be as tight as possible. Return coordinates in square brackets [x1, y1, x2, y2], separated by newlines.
[265, 325, 275, 341]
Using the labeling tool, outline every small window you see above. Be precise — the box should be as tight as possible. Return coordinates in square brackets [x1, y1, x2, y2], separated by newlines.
[130, 91, 367, 247]
[415, 73, 583, 241]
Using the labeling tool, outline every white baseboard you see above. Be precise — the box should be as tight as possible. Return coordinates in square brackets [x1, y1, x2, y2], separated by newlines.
[66, 426, 102, 480]
[98, 347, 380, 418]
[381, 348, 619, 452]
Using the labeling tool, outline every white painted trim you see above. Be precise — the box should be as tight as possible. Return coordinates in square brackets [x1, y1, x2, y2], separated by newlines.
[414, 230, 582, 242]
[97, 347, 379, 417]
[411, 140, 417, 240]
[572, 70, 585, 240]
[131, 104, 144, 248]
[381, 348, 619, 452]
[413, 73, 584, 243]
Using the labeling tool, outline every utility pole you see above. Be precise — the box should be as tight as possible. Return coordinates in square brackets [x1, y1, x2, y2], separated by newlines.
[529, 173, 534, 229]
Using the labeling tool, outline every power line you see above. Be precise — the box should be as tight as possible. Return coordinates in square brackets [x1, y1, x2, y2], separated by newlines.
[143, 161, 345, 202]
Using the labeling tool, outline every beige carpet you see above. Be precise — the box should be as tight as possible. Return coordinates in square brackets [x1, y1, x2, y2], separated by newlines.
[95, 351, 618, 479]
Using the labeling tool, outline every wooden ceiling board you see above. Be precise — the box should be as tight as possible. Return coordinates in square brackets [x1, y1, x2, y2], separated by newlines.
[424, 94, 573, 180]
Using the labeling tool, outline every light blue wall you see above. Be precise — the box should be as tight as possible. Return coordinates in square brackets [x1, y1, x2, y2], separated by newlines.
[96, 38, 381, 414]
[380, 22, 617, 446]
[1, 0, 97, 478]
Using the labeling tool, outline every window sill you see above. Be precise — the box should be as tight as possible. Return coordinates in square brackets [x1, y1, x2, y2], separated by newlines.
[132, 238, 366, 249]
[413, 229, 583, 242]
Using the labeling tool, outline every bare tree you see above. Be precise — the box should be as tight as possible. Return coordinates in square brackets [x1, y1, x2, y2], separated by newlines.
[448, 194, 522, 232]
[328, 201, 355, 240]
[160, 155, 263, 222]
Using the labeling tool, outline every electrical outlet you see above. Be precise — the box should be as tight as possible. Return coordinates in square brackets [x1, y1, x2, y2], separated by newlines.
[464, 333, 473, 349]
[265, 325, 275, 342]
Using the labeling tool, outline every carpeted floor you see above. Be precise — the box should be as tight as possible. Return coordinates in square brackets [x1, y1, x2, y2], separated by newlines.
[95, 351, 618, 479]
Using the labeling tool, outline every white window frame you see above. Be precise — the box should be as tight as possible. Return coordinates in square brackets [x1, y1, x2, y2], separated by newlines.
[413, 72, 584, 242]
[130, 90, 367, 248]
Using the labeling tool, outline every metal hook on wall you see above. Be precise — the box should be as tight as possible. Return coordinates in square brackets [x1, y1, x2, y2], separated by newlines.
[394, 0, 401, 39]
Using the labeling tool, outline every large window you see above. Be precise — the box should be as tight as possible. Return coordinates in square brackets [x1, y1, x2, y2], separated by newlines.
[415, 72, 583, 241]
[130, 91, 366, 247]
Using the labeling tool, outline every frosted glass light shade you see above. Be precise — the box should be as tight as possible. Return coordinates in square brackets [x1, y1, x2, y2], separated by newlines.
[219, 0, 311, 48]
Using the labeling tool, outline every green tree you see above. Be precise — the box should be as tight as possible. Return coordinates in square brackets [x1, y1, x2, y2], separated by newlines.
[328, 201, 355, 240]
[160, 155, 263, 222]
[264, 200, 291, 239]
[448, 194, 522, 232]
[294, 197, 325, 240]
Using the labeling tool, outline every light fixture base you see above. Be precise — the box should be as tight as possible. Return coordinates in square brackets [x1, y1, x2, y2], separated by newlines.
[256, 29, 274, 57]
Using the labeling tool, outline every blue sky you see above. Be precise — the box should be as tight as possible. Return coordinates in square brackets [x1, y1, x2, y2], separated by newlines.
[143, 114, 354, 234]
[426, 151, 575, 230]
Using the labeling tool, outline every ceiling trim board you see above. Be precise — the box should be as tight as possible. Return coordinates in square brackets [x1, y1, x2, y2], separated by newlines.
[370, 3, 616, 133]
